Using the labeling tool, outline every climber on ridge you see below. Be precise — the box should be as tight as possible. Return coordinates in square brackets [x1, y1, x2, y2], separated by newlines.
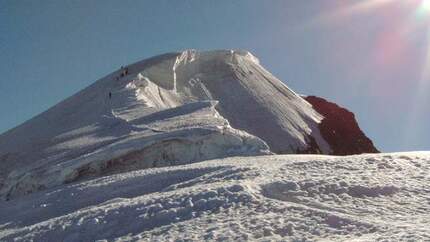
[120, 67, 128, 77]
[120, 66, 125, 77]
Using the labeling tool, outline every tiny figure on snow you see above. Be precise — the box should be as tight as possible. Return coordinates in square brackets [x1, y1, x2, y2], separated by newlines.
[119, 66, 128, 77]
[109, 92, 112, 99]
[120, 66, 125, 77]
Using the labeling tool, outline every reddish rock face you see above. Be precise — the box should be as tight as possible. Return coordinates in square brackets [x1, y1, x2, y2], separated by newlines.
[305, 96, 379, 155]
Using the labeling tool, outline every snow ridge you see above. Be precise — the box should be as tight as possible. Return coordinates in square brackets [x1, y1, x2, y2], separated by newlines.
[0, 49, 328, 199]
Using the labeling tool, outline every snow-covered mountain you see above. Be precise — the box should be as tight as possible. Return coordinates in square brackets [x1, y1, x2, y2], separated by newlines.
[0, 49, 426, 241]
[0, 50, 380, 200]
[0, 50, 316, 198]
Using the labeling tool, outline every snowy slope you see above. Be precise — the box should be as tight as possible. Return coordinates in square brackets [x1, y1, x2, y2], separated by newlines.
[1, 152, 429, 241]
[0, 99, 269, 199]
[0, 49, 331, 199]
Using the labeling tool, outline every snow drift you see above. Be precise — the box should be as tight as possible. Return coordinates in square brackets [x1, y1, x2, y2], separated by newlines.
[1, 152, 429, 241]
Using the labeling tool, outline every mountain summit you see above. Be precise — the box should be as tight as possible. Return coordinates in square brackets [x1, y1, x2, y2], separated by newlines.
[0, 50, 377, 199]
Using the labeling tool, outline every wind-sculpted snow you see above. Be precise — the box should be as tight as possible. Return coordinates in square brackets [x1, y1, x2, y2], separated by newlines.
[1, 100, 269, 199]
[0, 49, 332, 198]
[0, 152, 429, 241]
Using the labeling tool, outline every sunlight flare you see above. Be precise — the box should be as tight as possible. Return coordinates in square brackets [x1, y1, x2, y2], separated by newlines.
[417, 0, 430, 17]
[420, 0, 430, 12]
[306, 0, 394, 26]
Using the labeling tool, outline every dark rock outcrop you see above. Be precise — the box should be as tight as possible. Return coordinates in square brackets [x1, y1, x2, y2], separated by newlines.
[305, 95, 379, 155]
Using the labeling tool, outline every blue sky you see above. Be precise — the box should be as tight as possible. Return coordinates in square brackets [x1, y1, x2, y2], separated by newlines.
[0, 0, 429, 152]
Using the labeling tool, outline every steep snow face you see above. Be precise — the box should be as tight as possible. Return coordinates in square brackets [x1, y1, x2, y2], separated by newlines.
[0, 49, 328, 198]
[0, 152, 429, 241]
[161, 50, 329, 154]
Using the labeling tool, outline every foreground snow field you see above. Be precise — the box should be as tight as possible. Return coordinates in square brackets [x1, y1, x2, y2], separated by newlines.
[1, 152, 429, 241]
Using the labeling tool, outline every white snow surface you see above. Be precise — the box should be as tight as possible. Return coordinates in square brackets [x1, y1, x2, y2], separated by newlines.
[0, 152, 429, 241]
[0, 49, 330, 199]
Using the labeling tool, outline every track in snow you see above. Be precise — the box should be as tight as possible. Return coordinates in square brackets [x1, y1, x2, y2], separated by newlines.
[1, 152, 429, 241]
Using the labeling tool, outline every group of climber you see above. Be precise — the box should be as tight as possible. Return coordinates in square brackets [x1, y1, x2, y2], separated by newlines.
[109, 66, 130, 99]
[114, 66, 129, 81]
[119, 66, 129, 77]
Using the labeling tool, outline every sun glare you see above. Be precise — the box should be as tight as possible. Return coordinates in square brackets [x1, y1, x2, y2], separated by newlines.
[421, 0, 430, 10]
[418, 0, 430, 16]
[304, 0, 430, 145]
